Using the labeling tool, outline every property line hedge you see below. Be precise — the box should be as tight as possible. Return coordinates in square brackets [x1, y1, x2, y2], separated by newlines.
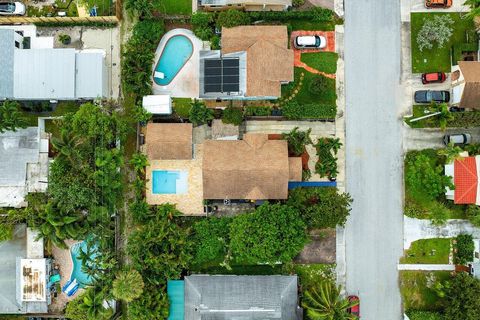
[247, 7, 334, 22]
[282, 101, 336, 120]
[452, 43, 479, 65]
[244, 106, 272, 116]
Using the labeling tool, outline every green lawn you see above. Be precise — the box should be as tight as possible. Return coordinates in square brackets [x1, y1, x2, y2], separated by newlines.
[411, 13, 478, 73]
[401, 238, 451, 264]
[172, 98, 192, 119]
[400, 271, 451, 311]
[405, 105, 480, 129]
[158, 0, 192, 15]
[282, 67, 337, 105]
[79, 0, 112, 16]
[292, 264, 335, 288]
[301, 52, 338, 74]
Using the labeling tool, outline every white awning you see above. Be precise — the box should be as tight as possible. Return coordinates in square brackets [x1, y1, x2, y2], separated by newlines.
[142, 95, 172, 115]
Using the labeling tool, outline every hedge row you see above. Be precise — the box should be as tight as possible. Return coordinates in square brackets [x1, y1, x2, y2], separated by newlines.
[247, 8, 334, 22]
[282, 101, 336, 120]
[245, 106, 272, 116]
[448, 111, 480, 127]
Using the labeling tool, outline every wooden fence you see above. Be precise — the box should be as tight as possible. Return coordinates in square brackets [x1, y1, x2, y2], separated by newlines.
[0, 15, 119, 25]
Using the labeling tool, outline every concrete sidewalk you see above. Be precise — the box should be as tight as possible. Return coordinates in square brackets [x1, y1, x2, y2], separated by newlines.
[398, 264, 455, 271]
[404, 216, 480, 249]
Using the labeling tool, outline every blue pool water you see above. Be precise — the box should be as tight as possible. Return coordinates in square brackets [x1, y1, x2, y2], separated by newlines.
[154, 35, 193, 86]
[152, 170, 188, 194]
[70, 240, 97, 288]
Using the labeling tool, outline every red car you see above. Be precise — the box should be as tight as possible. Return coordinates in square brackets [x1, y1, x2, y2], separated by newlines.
[425, 0, 452, 8]
[421, 72, 446, 84]
[347, 295, 360, 317]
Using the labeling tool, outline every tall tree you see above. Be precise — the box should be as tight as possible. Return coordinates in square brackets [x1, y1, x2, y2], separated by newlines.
[465, 0, 480, 19]
[112, 269, 145, 303]
[445, 273, 480, 320]
[0, 100, 27, 133]
[302, 281, 358, 320]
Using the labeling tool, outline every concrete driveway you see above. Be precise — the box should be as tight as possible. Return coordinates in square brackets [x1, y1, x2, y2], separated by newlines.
[404, 127, 480, 150]
[344, 0, 404, 319]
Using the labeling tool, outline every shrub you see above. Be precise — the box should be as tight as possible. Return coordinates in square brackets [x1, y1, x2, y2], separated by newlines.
[229, 203, 307, 264]
[192, 12, 214, 40]
[466, 205, 480, 227]
[221, 107, 244, 125]
[216, 9, 250, 28]
[287, 187, 352, 229]
[308, 75, 330, 95]
[454, 234, 474, 265]
[125, 0, 158, 18]
[405, 152, 454, 200]
[445, 272, 480, 320]
[0, 100, 27, 133]
[0, 223, 14, 242]
[315, 138, 342, 179]
[430, 202, 449, 226]
[406, 311, 444, 320]
[189, 99, 214, 126]
[58, 34, 71, 45]
[247, 8, 334, 23]
[191, 217, 231, 266]
[282, 127, 312, 156]
[417, 15, 454, 52]
[245, 106, 272, 116]
[292, 0, 305, 7]
[122, 20, 165, 98]
[210, 35, 220, 49]
[282, 101, 336, 120]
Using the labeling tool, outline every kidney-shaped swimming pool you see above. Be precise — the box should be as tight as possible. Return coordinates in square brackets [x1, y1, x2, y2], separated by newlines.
[154, 35, 193, 86]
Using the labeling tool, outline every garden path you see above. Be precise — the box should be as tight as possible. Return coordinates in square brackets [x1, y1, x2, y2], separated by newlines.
[404, 216, 480, 249]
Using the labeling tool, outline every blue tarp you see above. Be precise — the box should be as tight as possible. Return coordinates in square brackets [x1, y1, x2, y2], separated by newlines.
[288, 181, 337, 189]
[167, 280, 185, 320]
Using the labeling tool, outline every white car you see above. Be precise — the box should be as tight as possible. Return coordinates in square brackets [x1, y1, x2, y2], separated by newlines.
[294, 35, 326, 49]
[443, 133, 472, 146]
[0, 1, 26, 15]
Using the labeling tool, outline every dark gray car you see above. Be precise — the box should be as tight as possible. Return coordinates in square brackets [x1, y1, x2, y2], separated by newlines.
[414, 90, 450, 103]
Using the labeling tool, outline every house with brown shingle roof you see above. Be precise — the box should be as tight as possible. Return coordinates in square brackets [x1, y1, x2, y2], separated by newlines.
[199, 25, 293, 100]
[451, 61, 480, 110]
[199, 0, 291, 12]
[145, 123, 193, 160]
[202, 133, 302, 200]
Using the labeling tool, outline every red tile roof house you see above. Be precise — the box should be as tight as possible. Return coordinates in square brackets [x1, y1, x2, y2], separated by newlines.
[445, 156, 480, 204]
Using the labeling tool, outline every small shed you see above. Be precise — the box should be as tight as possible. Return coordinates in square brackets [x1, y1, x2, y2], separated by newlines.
[142, 95, 172, 115]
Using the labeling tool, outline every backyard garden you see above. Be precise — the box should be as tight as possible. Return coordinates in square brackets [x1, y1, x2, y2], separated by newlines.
[410, 12, 479, 73]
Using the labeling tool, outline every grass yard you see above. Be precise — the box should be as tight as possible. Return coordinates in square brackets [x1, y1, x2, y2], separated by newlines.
[411, 13, 478, 73]
[78, 0, 112, 16]
[158, 0, 192, 15]
[400, 271, 451, 311]
[172, 98, 192, 119]
[292, 264, 335, 288]
[301, 52, 338, 74]
[405, 105, 480, 129]
[401, 238, 451, 264]
[282, 67, 337, 105]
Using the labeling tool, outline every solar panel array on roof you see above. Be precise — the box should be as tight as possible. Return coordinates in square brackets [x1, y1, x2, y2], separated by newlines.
[204, 58, 239, 93]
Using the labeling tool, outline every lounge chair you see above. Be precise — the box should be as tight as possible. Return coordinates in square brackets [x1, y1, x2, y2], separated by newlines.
[62, 278, 78, 296]
[154, 71, 165, 79]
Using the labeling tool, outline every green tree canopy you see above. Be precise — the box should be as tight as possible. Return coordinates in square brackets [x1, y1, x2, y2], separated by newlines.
[191, 217, 231, 266]
[112, 269, 144, 303]
[287, 187, 352, 229]
[445, 273, 480, 320]
[0, 100, 27, 133]
[189, 99, 214, 126]
[216, 9, 250, 28]
[229, 203, 307, 264]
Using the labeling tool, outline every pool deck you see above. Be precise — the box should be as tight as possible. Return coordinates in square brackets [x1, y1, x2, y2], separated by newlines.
[152, 29, 203, 98]
[146, 144, 205, 215]
[49, 240, 85, 313]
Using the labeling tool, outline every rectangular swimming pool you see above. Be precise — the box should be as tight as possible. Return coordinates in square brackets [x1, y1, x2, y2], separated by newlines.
[152, 170, 188, 194]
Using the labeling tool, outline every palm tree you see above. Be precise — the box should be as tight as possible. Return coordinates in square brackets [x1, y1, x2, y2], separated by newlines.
[434, 102, 453, 132]
[51, 130, 82, 164]
[189, 99, 214, 126]
[0, 100, 27, 133]
[78, 288, 111, 320]
[282, 127, 313, 156]
[112, 269, 145, 303]
[129, 153, 149, 174]
[438, 143, 464, 163]
[327, 138, 343, 154]
[465, 0, 480, 19]
[302, 281, 358, 320]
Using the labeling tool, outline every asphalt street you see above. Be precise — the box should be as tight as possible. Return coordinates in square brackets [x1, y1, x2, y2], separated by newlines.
[344, 1, 404, 319]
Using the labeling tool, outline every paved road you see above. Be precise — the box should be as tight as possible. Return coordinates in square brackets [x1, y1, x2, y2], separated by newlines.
[344, 0, 404, 319]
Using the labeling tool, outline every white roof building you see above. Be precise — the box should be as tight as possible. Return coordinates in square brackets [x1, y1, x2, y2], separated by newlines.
[142, 95, 172, 115]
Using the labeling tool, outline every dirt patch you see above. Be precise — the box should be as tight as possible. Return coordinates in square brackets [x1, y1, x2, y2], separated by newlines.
[295, 228, 336, 264]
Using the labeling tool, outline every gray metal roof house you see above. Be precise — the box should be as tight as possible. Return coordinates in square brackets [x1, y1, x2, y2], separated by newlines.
[0, 28, 107, 101]
[183, 275, 302, 320]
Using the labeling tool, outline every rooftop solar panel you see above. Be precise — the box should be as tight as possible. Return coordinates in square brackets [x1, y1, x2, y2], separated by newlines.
[204, 58, 240, 93]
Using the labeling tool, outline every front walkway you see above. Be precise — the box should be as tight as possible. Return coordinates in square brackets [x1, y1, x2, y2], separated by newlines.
[404, 216, 480, 249]
[397, 264, 455, 271]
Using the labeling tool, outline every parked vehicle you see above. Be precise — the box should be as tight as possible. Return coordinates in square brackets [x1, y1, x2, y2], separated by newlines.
[443, 133, 472, 146]
[347, 295, 360, 317]
[414, 90, 450, 103]
[294, 35, 326, 49]
[422, 72, 446, 84]
[449, 106, 465, 112]
[0, 1, 26, 15]
[425, 0, 452, 8]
